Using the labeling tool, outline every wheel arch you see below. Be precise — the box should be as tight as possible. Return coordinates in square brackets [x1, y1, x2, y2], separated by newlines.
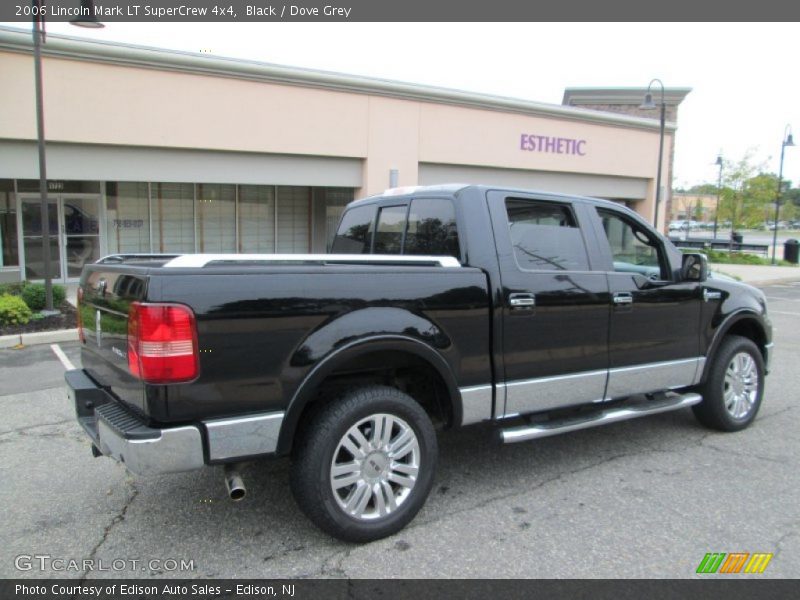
[701, 310, 769, 382]
[276, 335, 461, 455]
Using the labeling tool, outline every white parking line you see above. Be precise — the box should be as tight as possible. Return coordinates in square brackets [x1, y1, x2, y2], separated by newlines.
[50, 343, 76, 371]
[771, 310, 800, 317]
[766, 297, 800, 302]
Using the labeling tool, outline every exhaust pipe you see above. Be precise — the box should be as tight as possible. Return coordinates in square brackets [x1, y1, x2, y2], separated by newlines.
[224, 464, 246, 501]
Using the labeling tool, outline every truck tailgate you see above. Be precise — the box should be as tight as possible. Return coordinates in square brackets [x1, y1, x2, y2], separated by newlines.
[79, 269, 149, 415]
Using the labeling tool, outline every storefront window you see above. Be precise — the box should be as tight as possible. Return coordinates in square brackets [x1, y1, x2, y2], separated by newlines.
[276, 186, 311, 253]
[0, 180, 19, 267]
[196, 184, 235, 253]
[106, 182, 150, 254]
[151, 182, 195, 253]
[238, 185, 275, 253]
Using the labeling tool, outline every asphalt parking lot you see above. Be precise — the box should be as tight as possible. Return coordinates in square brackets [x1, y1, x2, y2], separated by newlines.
[1, 283, 798, 579]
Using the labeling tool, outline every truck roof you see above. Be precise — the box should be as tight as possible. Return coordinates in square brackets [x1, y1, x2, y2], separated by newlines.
[349, 184, 644, 219]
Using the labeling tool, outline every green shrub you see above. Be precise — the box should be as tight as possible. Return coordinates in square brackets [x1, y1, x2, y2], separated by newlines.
[20, 283, 66, 311]
[0, 282, 25, 296]
[0, 294, 33, 326]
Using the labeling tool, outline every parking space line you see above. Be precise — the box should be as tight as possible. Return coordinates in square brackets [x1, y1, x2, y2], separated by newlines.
[771, 310, 800, 317]
[50, 344, 76, 371]
[766, 297, 800, 302]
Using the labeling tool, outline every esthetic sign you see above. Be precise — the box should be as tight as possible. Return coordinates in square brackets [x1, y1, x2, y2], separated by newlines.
[520, 134, 586, 156]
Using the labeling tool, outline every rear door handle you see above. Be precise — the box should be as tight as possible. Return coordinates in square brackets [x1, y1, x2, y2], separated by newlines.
[509, 292, 536, 309]
[612, 292, 633, 305]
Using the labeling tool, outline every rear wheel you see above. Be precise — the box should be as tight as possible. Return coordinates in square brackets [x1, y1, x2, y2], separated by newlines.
[290, 385, 438, 542]
[692, 335, 765, 431]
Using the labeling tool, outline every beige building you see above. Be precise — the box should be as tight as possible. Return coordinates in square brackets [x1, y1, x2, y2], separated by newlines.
[671, 193, 718, 222]
[0, 26, 690, 283]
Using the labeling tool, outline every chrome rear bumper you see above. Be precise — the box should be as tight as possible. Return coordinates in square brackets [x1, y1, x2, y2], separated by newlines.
[67, 369, 284, 476]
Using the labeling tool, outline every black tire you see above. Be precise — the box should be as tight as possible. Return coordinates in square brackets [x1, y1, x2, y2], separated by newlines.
[290, 385, 438, 542]
[692, 335, 765, 432]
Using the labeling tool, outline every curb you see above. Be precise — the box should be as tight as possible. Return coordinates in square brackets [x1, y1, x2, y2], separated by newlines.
[0, 328, 79, 349]
[750, 278, 800, 287]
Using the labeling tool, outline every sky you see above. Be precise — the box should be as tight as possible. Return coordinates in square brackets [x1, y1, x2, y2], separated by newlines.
[5, 21, 800, 189]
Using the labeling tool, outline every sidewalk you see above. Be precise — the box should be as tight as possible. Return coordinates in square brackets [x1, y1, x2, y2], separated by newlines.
[709, 263, 800, 286]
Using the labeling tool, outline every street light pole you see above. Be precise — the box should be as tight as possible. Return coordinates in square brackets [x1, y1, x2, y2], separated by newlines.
[714, 154, 723, 240]
[640, 79, 666, 232]
[772, 125, 795, 265]
[32, 0, 54, 312]
[30, 1, 104, 313]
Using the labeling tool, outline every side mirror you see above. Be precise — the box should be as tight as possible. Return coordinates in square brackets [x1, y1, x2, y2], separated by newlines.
[681, 252, 708, 282]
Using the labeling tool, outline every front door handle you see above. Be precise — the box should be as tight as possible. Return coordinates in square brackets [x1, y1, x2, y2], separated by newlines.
[509, 292, 536, 309]
[612, 292, 633, 305]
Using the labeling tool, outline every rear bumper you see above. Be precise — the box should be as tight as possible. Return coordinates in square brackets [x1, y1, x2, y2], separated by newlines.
[67, 369, 285, 476]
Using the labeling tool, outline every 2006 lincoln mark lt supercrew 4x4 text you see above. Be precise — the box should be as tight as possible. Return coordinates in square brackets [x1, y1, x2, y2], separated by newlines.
[67, 185, 772, 542]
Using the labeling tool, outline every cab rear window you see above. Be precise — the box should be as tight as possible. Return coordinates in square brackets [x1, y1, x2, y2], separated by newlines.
[330, 204, 375, 254]
[332, 198, 460, 259]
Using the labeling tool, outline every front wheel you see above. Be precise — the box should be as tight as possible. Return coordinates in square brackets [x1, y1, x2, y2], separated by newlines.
[290, 385, 438, 542]
[692, 335, 765, 432]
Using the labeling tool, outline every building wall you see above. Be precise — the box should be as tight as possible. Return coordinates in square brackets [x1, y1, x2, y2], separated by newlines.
[0, 49, 667, 215]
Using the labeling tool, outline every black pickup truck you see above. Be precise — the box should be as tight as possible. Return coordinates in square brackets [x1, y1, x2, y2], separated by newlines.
[67, 184, 772, 542]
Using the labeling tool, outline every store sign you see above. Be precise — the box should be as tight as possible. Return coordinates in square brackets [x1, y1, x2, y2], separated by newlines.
[112, 219, 144, 229]
[520, 134, 586, 156]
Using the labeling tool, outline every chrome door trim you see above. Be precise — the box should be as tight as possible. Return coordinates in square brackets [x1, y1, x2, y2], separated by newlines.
[503, 368, 608, 417]
[606, 357, 705, 399]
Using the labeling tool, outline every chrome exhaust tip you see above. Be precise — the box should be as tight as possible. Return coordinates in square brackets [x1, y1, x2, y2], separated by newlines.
[224, 464, 246, 501]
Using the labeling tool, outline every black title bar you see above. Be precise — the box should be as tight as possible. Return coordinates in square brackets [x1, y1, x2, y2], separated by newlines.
[1, 0, 800, 22]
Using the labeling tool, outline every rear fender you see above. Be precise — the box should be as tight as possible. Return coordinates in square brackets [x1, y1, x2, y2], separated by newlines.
[277, 308, 460, 455]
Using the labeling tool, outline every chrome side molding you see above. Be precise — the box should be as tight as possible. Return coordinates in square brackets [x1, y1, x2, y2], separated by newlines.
[499, 392, 702, 444]
[204, 412, 285, 461]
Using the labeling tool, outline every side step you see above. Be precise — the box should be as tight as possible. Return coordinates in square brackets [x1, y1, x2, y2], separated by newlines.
[499, 392, 702, 444]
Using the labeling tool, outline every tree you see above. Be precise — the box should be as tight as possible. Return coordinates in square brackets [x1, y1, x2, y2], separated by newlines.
[714, 150, 771, 230]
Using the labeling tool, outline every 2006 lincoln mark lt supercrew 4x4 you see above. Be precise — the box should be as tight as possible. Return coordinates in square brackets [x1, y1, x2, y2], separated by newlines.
[67, 185, 772, 542]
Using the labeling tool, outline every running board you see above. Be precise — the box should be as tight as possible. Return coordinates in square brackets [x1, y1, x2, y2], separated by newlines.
[499, 392, 702, 444]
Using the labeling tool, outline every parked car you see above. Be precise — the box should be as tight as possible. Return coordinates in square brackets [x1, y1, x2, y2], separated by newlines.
[67, 184, 773, 542]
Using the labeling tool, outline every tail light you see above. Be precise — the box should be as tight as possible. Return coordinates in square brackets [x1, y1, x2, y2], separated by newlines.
[77, 287, 85, 344]
[127, 302, 199, 383]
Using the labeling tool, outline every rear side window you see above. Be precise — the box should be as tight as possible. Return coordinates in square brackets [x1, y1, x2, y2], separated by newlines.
[331, 204, 375, 253]
[373, 205, 407, 254]
[405, 198, 460, 258]
[505, 198, 590, 271]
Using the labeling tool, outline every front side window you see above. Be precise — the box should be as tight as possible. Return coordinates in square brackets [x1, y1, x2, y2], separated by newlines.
[405, 198, 460, 258]
[596, 208, 666, 279]
[505, 198, 590, 271]
[331, 204, 376, 254]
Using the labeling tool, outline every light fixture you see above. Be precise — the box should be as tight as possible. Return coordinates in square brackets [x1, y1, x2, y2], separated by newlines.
[70, 0, 105, 28]
[639, 93, 657, 110]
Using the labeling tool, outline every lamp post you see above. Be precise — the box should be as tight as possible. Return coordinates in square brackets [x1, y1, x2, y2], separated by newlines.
[713, 154, 723, 239]
[31, 0, 102, 312]
[771, 125, 795, 264]
[640, 79, 666, 232]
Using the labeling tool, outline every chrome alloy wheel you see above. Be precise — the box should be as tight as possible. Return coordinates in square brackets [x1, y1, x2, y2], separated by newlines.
[724, 351, 760, 419]
[330, 413, 420, 521]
